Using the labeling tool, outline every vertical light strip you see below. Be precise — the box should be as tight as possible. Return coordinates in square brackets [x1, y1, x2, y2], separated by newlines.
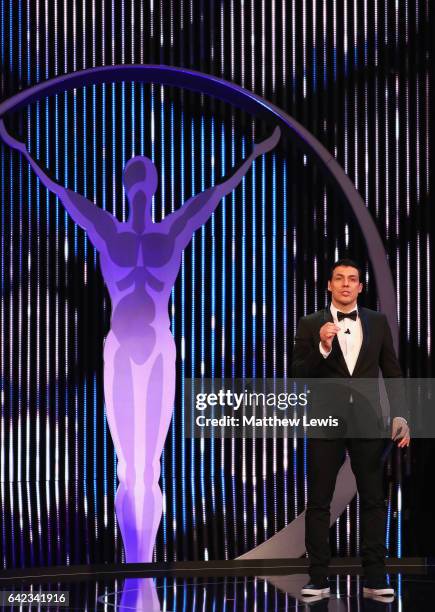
[239, 127, 248, 550]
[271, 152, 277, 536]
[229, 117, 239, 550]
[282, 0, 286, 92]
[54, 0, 62, 561]
[364, 33, 369, 206]
[291, 223, 297, 516]
[0, 0, 5, 490]
[250, 120, 258, 552]
[261, 0, 265, 96]
[220, 120, 229, 558]
[353, 0, 360, 555]
[260, 150, 267, 547]
[169, 100, 177, 559]
[426, 236, 430, 357]
[374, 0, 379, 218]
[395, 76, 401, 325]
[160, 85, 168, 561]
[230, 0, 234, 81]
[7, 0, 15, 565]
[100, 0, 108, 536]
[199, 112, 206, 559]
[16, 7, 23, 550]
[189, 114, 198, 557]
[44, 0, 50, 492]
[302, 0, 307, 97]
[180, 104, 187, 554]
[21, 0, 34, 536]
[72, 0, 79, 564]
[312, 0, 316, 92]
[332, 0, 337, 82]
[260, 0, 267, 550]
[81, 0, 89, 563]
[271, 0, 275, 93]
[282, 160, 288, 526]
[384, 0, 390, 243]
[425, 46, 430, 358]
[121, 0, 126, 224]
[219, 0, 224, 75]
[7, 0, 14, 497]
[240, 0, 244, 88]
[25, 1, 33, 564]
[250, 0, 254, 91]
[34, 0, 41, 493]
[353, 0, 358, 191]
[209, 113, 217, 559]
[16, 0, 23, 506]
[62, 0, 70, 567]
[93, 371, 98, 542]
[343, 0, 348, 174]
[0, 483, 5, 567]
[9, 482, 15, 566]
[130, 3, 135, 160]
[222, 4, 237, 556]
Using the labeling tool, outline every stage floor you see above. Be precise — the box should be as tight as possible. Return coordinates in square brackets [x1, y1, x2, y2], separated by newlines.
[1, 562, 434, 610]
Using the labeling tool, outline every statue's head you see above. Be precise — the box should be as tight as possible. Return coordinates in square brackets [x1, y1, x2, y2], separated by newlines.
[123, 156, 158, 232]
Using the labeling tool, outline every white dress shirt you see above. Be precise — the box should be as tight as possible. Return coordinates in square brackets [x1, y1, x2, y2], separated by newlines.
[319, 303, 363, 375]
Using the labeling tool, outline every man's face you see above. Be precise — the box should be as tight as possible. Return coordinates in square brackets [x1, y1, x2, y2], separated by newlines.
[327, 266, 363, 308]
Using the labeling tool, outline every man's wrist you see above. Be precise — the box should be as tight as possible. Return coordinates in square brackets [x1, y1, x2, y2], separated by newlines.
[319, 341, 332, 358]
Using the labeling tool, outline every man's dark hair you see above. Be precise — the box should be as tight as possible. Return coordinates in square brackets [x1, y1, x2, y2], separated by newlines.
[329, 258, 363, 281]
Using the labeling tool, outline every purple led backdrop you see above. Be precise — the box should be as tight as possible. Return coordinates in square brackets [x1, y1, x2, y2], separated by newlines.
[0, 0, 432, 569]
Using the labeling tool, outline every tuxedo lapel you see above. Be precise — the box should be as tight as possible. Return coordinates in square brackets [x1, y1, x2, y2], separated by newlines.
[352, 306, 370, 376]
[323, 307, 350, 376]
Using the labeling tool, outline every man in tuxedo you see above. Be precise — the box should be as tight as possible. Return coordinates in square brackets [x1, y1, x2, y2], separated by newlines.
[291, 259, 410, 599]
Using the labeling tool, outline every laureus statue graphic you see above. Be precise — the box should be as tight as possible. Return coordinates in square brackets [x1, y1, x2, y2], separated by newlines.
[0, 118, 280, 562]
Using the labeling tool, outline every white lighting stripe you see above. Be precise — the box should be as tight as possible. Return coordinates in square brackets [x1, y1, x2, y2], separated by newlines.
[230, 0, 234, 81]
[271, 0, 275, 93]
[292, 0, 296, 91]
[25, 0, 32, 488]
[17, 133, 23, 486]
[261, 0, 265, 95]
[250, 0, 254, 90]
[240, 0, 244, 88]
[219, 119, 229, 558]
[282, 0, 286, 88]
[312, 0, 316, 93]
[159, 0, 163, 48]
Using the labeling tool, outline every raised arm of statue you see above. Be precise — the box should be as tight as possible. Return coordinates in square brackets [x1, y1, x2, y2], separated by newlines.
[0, 119, 118, 251]
[162, 126, 281, 248]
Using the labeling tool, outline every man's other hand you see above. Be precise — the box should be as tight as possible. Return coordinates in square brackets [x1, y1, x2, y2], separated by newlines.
[391, 416, 410, 447]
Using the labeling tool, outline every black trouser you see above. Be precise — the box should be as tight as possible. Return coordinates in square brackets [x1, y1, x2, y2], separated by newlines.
[305, 438, 387, 580]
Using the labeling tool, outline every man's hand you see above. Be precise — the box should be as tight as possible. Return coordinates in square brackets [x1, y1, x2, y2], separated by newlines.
[319, 322, 341, 353]
[391, 416, 410, 447]
[252, 126, 281, 157]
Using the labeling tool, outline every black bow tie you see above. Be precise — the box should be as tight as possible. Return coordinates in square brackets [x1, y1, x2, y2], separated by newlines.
[337, 310, 357, 321]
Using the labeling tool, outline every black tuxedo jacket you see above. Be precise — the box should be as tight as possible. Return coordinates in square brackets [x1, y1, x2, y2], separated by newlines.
[291, 306, 408, 423]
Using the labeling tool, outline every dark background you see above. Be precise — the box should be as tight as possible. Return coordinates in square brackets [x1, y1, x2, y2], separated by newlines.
[0, 0, 433, 568]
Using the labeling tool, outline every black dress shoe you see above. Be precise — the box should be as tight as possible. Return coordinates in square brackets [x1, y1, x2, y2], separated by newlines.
[363, 578, 395, 597]
[300, 578, 330, 596]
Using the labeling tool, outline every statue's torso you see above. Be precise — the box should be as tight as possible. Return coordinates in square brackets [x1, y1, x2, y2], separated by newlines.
[98, 228, 181, 360]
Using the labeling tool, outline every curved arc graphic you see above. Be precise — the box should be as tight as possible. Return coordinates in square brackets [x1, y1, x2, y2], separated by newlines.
[0, 65, 398, 559]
